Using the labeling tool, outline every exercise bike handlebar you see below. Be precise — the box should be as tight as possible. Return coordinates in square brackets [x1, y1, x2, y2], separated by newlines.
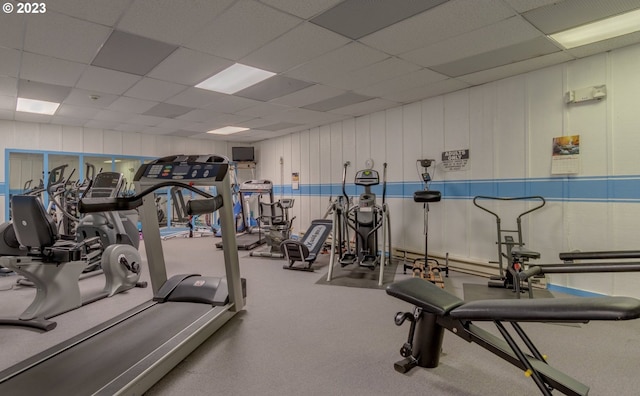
[473, 195, 546, 221]
[79, 181, 217, 214]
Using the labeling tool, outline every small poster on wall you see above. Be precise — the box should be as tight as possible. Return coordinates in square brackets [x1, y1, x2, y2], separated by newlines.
[441, 149, 470, 171]
[551, 135, 580, 174]
[292, 172, 299, 190]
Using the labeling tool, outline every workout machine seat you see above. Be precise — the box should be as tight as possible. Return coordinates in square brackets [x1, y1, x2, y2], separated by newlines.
[413, 190, 441, 203]
[387, 278, 640, 395]
[281, 219, 332, 271]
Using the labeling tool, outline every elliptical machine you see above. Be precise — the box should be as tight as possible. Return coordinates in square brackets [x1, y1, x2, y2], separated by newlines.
[327, 162, 391, 286]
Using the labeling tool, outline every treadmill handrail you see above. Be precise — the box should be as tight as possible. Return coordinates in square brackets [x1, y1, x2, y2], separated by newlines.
[79, 181, 215, 213]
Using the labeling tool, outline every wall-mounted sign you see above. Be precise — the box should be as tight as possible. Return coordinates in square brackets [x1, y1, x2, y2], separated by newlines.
[441, 149, 470, 171]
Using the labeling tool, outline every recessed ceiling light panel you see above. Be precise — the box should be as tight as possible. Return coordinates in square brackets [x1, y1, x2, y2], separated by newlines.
[206, 126, 250, 135]
[16, 97, 60, 115]
[196, 64, 275, 94]
[550, 9, 640, 49]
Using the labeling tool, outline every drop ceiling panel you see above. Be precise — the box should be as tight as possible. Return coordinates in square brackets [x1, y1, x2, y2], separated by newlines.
[256, 121, 303, 131]
[303, 92, 372, 111]
[0, 47, 21, 77]
[177, 109, 221, 123]
[502, 0, 562, 13]
[235, 102, 290, 118]
[285, 42, 389, 84]
[76, 66, 141, 95]
[566, 30, 640, 58]
[23, 12, 111, 63]
[52, 115, 88, 127]
[172, 130, 203, 137]
[18, 80, 71, 102]
[310, 0, 447, 40]
[402, 16, 544, 67]
[360, 0, 516, 55]
[117, 0, 235, 45]
[0, 13, 25, 49]
[85, 119, 121, 130]
[431, 37, 561, 77]
[108, 97, 158, 114]
[329, 98, 399, 117]
[56, 104, 101, 120]
[20, 53, 87, 86]
[94, 110, 135, 122]
[241, 22, 351, 72]
[166, 88, 225, 109]
[91, 30, 178, 76]
[148, 48, 234, 86]
[206, 95, 262, 114]
[115, 123, 145, 133]
[127, 114, 167, 127]
[15, 112, 52, 124]
[48, 0, 132, 26]
[270, 84, 346, 107]
[264, 107, 346, 124]
[260, 0, 343, 18]
[457, 52, 573, 86]
[63, 89, 119, 108]
[124, 78, 187, 101]
[0, 95, 15, 110]
[383, 78, 470, 103]
[326, 58, 422, 91]
[185, 0, 302, 61]
[235, 76, 313, 101]
[523, 0, 640, 34]
[0, 77, 17, 97]
[355, 69, 448, 97]
[143, 103, 194, 118]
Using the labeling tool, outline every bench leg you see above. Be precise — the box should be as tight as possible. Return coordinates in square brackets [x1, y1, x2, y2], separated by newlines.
[395, 310, 445, 373]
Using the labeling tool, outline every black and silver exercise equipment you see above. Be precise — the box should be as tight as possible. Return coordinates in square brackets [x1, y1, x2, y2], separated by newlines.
[403, 159, 448, 286]
[473, 195, 545, 293]
[0, 154, 245, 395]
[216, 179, 273, 250]
[516, 249, 640, 288]
[250, 198, 296, 258]
[387, 277, 640, 395]
[280, 219, 332, 271]
[0, 192, 145, 331]
[326, 162, 391, 286]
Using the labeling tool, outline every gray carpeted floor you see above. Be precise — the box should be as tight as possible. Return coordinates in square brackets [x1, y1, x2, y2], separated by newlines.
[1, 237, 640, 395]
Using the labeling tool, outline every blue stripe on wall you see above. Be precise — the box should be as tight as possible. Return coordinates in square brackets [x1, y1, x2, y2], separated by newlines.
[272, 175, 640, 203]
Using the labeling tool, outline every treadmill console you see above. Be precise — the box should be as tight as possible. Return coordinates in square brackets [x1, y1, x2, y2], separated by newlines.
[88, 172, 124, 198]
[354, 169, 379, 186]
[135, 155, 229, 183]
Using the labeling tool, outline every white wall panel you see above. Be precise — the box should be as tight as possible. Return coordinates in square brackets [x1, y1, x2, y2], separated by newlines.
[103, 130, 122, 154]
[468, 85, 495, 180]
[342, 118, 356, 178]
[401, 102, 422, 252]
[384, 107, 402, 182]
[61, 126, 83, 153]
[83, 128, 103, 153]
[139, 134, 157, 157]
[370, 111, 386, 165]
[494, 76, 526, 180]
[122, 132, 142, 156]
[330, 122, 343, 186]
[354, 115, 370, 170]
[299, 130, 310, 229]
[39, 124, 63, 151]
[319, 124, 331, 202]
[14, 122, 38, 149]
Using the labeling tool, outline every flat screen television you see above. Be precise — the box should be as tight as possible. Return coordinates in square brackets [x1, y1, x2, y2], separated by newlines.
[232, 146, 255, 162]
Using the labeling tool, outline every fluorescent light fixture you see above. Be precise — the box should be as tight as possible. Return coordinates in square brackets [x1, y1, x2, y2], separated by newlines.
[195, 63, 275, 94]
[550, 8, 640, 49]
[16, 97, 60, 115]
[207, 126, 250, 135]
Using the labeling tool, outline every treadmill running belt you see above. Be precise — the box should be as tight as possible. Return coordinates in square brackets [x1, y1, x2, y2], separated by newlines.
[0, 302, 219, 395]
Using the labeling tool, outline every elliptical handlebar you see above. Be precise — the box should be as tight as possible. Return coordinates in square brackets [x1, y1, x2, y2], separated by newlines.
[382, 162, 387, 205]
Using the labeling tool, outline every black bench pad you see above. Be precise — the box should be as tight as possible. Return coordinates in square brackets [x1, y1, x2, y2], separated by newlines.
[386, 278, 463, 315]
[450, 296, 640, 322]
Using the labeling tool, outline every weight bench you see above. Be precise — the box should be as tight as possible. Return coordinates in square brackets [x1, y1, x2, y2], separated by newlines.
[280, 219, 332, 271]
[387, 278, 640, 395]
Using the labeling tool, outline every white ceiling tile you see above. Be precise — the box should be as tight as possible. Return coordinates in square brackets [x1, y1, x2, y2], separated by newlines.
[285, 42, 389, 84]
[117, 0, 235, 45]
[166, 88, 226, 109]
[457, 52, 573, 85]
[63, 89, 119, 108]
[260, 0, 343, 18]
[141, 126, 175, 135]
[502, 0, 560, 12]
[0, 47, 21, 77]
[23, 12, 112, 63]
[108, 96, 158, 114]
[566, 31, 640, 59]
[127, 114, 167, 127]
[56, 104, 101, 119]
[186, 0, 302, 61]
[124, 78, 187, 101]
[235, 102, 290, 118]
[48, 0, 132, 25]
[0, 77, 17, 97]
[382, 79, 470, 103]
[177, 109, 221, 123]
[114, 123, 144, 133]
[0, 95, 15, 110]
[0, 109, 15, 121]
[402, 16, 544, 67]
[76, 66, 141, 95]
[264, 107, 346, 124]
[355, 69, 448, 97]
[94, 110, 135, 123]
[270, 84, 346, 107]
[51, 115, 89, 127]
[20, 52, 87, 86]
[15, 112, 53, 124]
[241, 22, 351, 72]
[148, 48, 234, 86]
[157, 118, 201, 130]
[326, 58, 422, 91]
[360, 0, 516, 55]
[329, 98, 399, 116]
[0, 13, 25, 49]
[206, 95, 262, 114]
[199, 113, 256, 129]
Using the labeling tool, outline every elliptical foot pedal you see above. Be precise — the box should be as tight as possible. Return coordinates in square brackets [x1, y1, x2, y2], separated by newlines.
[340, 254, 357, 267]
[360, 255, 378, 269]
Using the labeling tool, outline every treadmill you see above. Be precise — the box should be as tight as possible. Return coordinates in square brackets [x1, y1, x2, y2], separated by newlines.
[0, 154, 246, 395]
